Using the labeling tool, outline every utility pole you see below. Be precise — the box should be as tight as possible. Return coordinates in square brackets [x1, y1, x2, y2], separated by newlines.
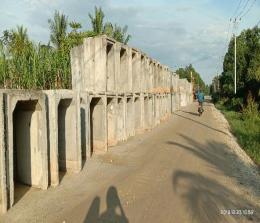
[234, 33, 237, 94]
[233, 18, 238, 95]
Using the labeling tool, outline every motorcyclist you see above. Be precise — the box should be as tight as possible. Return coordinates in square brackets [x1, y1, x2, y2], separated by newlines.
[197, 90, 205, 113]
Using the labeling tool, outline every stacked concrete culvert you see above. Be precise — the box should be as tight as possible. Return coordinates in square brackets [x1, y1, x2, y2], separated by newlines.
[0, 36, 193, 213]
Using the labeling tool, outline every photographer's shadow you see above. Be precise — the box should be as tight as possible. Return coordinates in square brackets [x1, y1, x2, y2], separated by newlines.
[84, 186, 129, 223]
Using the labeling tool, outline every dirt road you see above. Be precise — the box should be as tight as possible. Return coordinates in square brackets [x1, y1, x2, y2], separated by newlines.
[1, 102, 260, 223]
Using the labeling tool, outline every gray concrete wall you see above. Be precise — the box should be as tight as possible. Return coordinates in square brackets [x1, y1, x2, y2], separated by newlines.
[0, 36, 195, 213]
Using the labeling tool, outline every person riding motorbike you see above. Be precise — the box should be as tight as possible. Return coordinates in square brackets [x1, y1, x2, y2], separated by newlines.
[196, 90, 205, 115]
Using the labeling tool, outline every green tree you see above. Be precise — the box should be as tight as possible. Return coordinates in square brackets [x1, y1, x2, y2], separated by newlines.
[176, 64, 206, 92]
[48, 11, 68, 49]
[88, 6, 105, 35]
[220, 26, 260, 103]
[88, 6, 131, 44]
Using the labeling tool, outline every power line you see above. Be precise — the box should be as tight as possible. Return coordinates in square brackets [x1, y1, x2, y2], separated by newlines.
[235, 0, 251, 19]
[239, 0, 256, 20]
[257, 19, 260, 26]
[231, 0, 244, 18]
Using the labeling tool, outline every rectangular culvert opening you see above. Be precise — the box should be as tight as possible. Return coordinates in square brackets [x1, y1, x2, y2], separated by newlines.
[134, 97, 141, 129]
[144, 97, 149, 127]
[117, 98, 124, 141]
[13, 100, 41, 204]
[120, 48, 127, 89]
[126, 98, 134, 136]
[90, 97, 105, 155]
[106, 43, 115, 92]
[107, 98, 117, 147]
[58, 98, 76, 180]
[132, 52, 138, 91]
[141, 56, 145, 91]
[80, 99, 87, 165]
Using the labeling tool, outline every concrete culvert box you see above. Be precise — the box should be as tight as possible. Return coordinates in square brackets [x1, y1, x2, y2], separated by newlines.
[134, 97, 142, 132]
[58, 99, 78, 175]
[13, 100, 41, 187]
[116, 98, 125, 142]
[5, 91, 48, 209]
[106, 43, 116, 92]
[107, 97, 117, 147]
[120, 48, 128, 92]
[132, 52, 140, 93]
[90, 97, 107, 155]
[45, 90, 81, 187]
[126, 97, 134, 137]
[144, 97, 149, 128]
[80, 94, 90, 166]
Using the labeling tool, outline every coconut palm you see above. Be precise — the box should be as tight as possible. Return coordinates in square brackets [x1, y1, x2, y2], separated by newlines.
[88, 6, 105, 35]
[48, 11, 68, 49]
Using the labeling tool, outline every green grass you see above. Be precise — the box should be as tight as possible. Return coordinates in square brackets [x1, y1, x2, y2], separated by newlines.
[216, 102, 260, 166]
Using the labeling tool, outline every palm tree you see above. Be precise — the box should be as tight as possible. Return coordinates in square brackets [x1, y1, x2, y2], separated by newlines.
[9, 25, 30, 56]
[88, 6, 105, 35]
[48, 11, 68, 49]
[113, 24, 131, 44]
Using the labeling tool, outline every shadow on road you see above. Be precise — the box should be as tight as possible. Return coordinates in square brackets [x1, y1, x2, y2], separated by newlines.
[166, 134, 260, 197]
[173, 112, 228, 136]
[172, 170, 259, 223]
[84, 186, 129, 223]
[180, 110, 199, 116]
[168, 133, 260, 222]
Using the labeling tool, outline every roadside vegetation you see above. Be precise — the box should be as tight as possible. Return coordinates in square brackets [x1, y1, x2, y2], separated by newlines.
[176, 64, 209, 94]
[0, 7, 131, 89]
[211, 26, 260, 165]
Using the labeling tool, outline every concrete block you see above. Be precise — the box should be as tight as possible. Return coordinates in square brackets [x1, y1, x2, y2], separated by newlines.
[107, 97, 118, 147]
[89, 95, 107, 155]
[125, 96, 135, 138]
[45, 90, 81, 187]
[80, 91, 90, 165]
[132, 50, 141, 93]
[143, 95, 153, 130]
[134, 95, 142, 134]
[5, 90, 48, 208]
[118, 45, 132, 93]
[116, 96, 126, 142]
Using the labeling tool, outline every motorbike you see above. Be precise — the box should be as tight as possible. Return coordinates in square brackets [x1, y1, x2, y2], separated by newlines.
[198, 103, 204, 116]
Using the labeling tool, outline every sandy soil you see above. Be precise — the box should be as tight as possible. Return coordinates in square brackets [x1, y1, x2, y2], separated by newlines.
[1, 102, 259, 223]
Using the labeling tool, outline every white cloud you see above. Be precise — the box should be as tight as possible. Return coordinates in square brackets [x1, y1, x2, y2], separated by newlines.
[0, 0, 259, 84]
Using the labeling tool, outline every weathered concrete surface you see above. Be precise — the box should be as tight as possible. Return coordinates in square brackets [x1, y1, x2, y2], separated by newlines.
[1, 102, 259, 223]
[45, 90, 81, 187]
[89, 95, 108, 155]
[5, 90, 48, 209]
[0, 93, 7, 213]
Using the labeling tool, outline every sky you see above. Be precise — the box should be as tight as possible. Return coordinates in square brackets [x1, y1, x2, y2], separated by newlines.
[0, 0, 259, 84]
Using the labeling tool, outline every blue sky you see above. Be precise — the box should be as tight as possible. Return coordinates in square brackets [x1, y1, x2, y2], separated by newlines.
[0, 0, 259, 84]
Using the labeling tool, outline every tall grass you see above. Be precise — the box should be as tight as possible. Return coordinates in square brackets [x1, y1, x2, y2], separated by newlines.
[0, 42, 71, 89]
[216, 99, 260, 165]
